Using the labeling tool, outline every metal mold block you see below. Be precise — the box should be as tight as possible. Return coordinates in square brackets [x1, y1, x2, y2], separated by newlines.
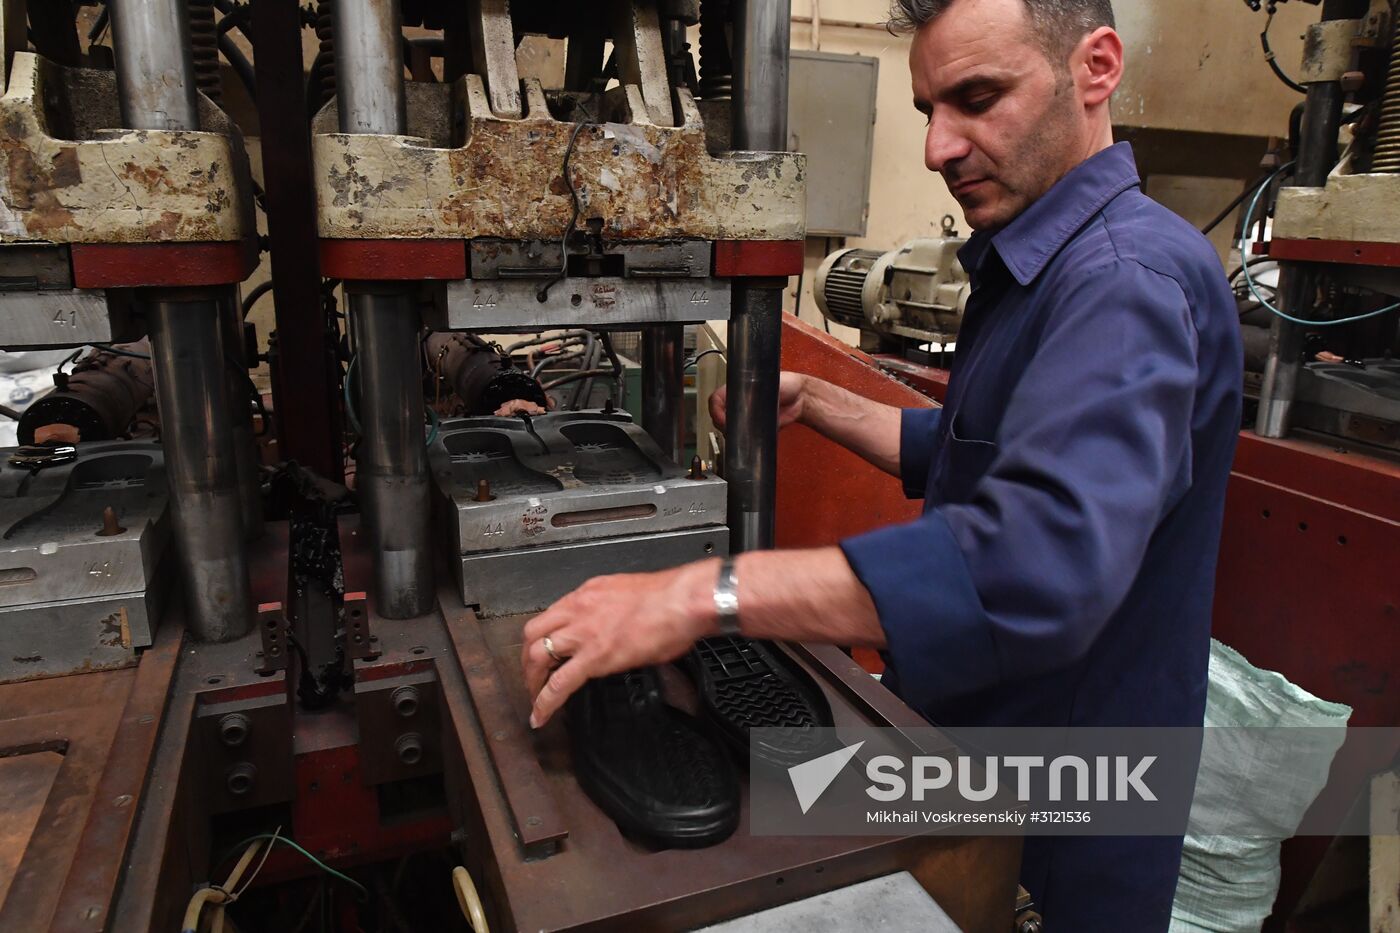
[0, 441, 170, 682]
[459, 527, 728, 616]
[429, 275, 731, 330]
[0, 288, 137, 349]
[431, 412, 727, 555]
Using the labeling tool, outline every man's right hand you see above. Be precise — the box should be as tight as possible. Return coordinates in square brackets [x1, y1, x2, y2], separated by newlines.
[708, 371, 807, 435]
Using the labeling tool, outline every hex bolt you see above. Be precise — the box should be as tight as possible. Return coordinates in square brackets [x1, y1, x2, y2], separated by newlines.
[391, 685, 420, 718]
[474, 479, 495, 502]
[226, 762, 257, 796]
[395, 732, 425, 766]
[688, 456, 706, 480]
[219, 712, 251, 747]
[96, 506, 126, 537]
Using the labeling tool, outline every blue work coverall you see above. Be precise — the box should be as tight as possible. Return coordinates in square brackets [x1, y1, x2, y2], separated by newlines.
[840, 143, 1244, 931]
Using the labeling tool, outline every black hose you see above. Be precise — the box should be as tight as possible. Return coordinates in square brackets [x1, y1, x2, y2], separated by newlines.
[88, 8, 109, 43]
[1201, 173, 1275, 236]
[243, 281, 275, 316]
[217, 5, 253, 40]
[218, 31, 256, 97]
[1260, 13, 1306, 94]
[599, 333, 626, 406]
[571, 338, 602, 410]
[542, 369, 614, 392]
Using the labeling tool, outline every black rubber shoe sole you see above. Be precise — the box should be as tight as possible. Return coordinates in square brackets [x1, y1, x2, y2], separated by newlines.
[684, 637, 835, 768]
[567, 667, 739, 849]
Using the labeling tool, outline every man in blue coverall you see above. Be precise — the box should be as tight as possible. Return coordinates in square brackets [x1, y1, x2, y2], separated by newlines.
[520, 0, 1242, 927]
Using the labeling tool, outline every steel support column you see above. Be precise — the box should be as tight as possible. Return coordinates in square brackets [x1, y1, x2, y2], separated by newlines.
[219, 290, 264, 539]
[334, 0, 433, 618]
[110, 0, 251, 641]
[642, 325, 686, 463]
[725, 0, 791, 551]
[1255, 6, 1352, 438]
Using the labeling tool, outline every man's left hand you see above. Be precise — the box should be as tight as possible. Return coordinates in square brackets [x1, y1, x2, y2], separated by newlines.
[520, 560, 718, 728]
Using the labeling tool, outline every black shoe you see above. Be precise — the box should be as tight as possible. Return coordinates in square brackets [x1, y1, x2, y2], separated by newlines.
[566, 667, 739, 849]
[684, 637, 835, 768]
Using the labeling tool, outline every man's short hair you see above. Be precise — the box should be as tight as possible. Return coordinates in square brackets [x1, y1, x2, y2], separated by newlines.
[888, 0, 1115, 63]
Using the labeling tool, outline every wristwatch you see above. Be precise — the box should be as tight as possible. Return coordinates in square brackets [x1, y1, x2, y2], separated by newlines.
[713, 557, 742, 636]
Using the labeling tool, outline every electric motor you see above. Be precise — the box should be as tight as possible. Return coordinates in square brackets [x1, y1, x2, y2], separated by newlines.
[814, 229, 971, 345]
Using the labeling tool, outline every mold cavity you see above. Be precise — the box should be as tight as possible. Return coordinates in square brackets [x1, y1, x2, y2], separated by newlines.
[551, 504, 657, 527]
[0, 567, 37, 586]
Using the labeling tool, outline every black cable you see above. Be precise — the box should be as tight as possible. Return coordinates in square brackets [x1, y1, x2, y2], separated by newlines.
[1229, 255, 1278, 284]
[55, 347, 84, 378]
[0, 402, 22, 421]
[217, 31, 256, 97]
[505, 330, 592, 354]
[599, 332, 626, 406]
[216, 3, 252, 39]
[571, 337, 602, 410]
[537, 121, 591, 303]
[684, 348, 725, 370]
[1202, 173, 1276, 236]
[87, 7, 109, 43]
[243, 280, 275, 316]
[542, 369, 613, 391]
[1260, 12, 1306, 94]
[90, 343, 151, 360]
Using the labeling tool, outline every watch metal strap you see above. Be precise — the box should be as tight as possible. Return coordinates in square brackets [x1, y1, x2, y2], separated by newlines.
[713, 556, 741, 636]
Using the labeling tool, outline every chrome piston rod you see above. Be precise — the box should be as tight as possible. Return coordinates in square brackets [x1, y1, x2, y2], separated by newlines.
[726, 0, 791, 551]
[110, 0, 252, 641]
[334, 0, 433, 618]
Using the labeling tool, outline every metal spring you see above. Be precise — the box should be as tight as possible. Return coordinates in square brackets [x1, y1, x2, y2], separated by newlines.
[696, 0, 733, 100]
[316, 0, 337, 106]
[1372, 16, 1400, 172]
[188, 0, 221, 104]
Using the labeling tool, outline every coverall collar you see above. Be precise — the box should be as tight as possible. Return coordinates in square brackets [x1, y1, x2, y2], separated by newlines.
[957, 141, 1142, 287]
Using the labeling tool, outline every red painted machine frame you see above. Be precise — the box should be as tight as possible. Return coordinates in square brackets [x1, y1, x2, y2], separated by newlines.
[774, 314, 1400, 931]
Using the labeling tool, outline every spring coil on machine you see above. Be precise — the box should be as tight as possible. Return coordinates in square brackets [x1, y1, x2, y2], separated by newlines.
[187, 0, 220, 104]
[316, 0, 337, 107]
[696, 0, 733, 100]
[1372, 15, 1400, 171]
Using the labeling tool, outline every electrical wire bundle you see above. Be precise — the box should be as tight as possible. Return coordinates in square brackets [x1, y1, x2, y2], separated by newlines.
[503, 330, 626, 411]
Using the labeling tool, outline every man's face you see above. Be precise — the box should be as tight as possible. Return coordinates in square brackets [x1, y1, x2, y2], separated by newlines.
[910, 0, 1089, 232]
